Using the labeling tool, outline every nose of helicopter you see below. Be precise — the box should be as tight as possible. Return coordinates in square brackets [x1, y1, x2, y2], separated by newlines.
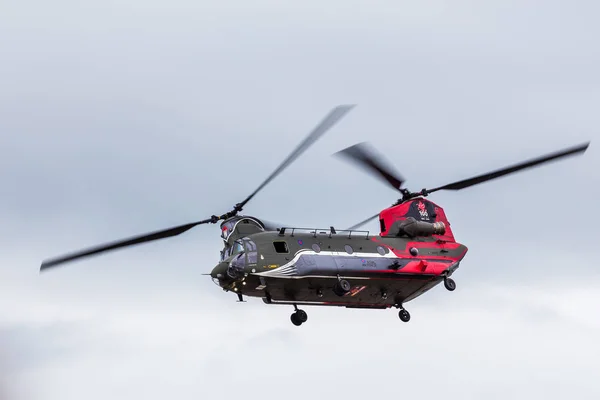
[210, 262, 229, 281]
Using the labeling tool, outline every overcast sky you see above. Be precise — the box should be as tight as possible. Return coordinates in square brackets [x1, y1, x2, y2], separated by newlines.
[1, 0, 599, 399]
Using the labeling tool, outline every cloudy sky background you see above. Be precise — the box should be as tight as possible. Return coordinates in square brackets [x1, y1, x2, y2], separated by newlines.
[1, 0, 599, 399]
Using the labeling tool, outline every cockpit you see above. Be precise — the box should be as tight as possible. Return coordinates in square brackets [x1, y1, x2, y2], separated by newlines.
[218, 216, 266, 262]
[220, 239, 245, 261]
[212, 216, 268, 287]
[220, 237, 258, 261]
[212, 236, 259, 287]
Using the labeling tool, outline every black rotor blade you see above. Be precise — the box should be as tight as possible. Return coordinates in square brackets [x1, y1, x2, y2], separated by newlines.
[426, 142, 590, 193]
[334, 142, 405, 192]
[347, 212, 380, 230]
[39, 105, 355, 272]
[40, 218, 215, 271]
[236, 104, 355, 210]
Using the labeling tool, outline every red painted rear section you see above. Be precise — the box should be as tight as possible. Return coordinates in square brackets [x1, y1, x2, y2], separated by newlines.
[379, 197, 456, 242]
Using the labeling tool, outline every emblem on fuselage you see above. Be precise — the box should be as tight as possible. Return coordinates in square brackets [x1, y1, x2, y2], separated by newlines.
[417, 201, 430, 221]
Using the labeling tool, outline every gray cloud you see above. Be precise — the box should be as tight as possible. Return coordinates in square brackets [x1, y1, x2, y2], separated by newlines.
[1, 0, 599, 399]
[2, 281, 600, 399]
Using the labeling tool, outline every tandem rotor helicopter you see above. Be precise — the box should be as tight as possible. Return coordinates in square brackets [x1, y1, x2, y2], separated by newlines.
[40, 105, 590, 326]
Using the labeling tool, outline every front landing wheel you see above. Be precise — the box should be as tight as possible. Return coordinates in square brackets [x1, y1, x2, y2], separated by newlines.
[398, 309, 411, 322]
[444, 277, 456, 291]
[333, 279, 351, 296]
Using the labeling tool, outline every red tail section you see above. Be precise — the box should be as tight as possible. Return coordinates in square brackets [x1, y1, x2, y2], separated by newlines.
[378, 198, 455, 242]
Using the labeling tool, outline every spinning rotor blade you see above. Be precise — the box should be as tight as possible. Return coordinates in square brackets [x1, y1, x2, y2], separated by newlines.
[40, 105, 355, 272]
[426, 141, 590, 194]
[347, 212, 379, 230]
[335, 142, 405, 191]
[40, 218, 215, 271]
[237, 104, 355, 210]
[343, 141, 590, 231]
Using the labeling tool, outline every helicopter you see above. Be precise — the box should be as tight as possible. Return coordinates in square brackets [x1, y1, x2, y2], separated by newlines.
[40, 104, 590, 326]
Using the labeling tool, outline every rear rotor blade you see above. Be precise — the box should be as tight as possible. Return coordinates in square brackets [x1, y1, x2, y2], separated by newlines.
[40, 217, 215, 271]
[236, 104, 355, 210]
[347, 212, 380, 230]
[335, 142, 405, 192]
[426, 141, 590, 193]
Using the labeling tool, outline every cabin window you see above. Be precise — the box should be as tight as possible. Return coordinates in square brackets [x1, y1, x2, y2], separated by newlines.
[312, 244, 321, 253]
[273, 241, 289, 253]
[377, 245, 387, 255]
[379, 219, 386, 232]
[344, 244, 354, 254]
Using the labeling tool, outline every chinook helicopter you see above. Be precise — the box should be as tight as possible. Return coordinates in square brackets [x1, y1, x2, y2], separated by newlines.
[40, 104, 590, 326]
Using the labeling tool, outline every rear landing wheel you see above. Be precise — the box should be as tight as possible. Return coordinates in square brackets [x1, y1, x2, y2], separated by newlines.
[291, 313, 302, 326]
[398, 309, 411, 322]
[290, 309, 308, 326]
[444, 277, 456, 291]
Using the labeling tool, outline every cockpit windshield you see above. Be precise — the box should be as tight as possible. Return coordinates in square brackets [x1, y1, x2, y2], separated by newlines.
[232, 240, 244, 255]
[220, 246, 230, 261]
[220, 239, 245, 262]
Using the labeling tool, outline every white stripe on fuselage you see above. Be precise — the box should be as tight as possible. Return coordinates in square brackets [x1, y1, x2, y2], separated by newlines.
[253, 248, 398, 277]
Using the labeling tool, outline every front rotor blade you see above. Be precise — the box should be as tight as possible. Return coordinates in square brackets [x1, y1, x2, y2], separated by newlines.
[40, 218, 214, 271]
[347, 212, 380, 230]
[335, 142, 405, 192]
[427, 141, 590, 193]
[236, 104, 355, 210]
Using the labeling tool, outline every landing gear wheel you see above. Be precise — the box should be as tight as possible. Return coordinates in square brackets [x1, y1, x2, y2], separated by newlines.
[444, 277, 456, 291]
[398, 309, 411, 322]
[290, 313, 302, 326]
[333, 279, 351, 296]
[295, 309, 308, 323]
[290, 309, 308, 326]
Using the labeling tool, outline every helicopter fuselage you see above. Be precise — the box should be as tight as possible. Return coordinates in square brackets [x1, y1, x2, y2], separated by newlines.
[211, 198, 468, 309]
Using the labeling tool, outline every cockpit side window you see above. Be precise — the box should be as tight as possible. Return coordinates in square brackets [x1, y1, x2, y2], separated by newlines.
[243, 238, 257, 252]
[243, 238, 258, 264]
